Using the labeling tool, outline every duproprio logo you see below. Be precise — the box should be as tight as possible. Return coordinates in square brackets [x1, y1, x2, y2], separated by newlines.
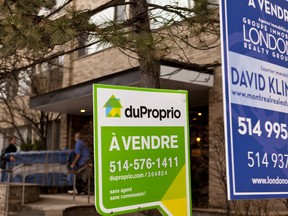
[103, 95, 122, 117]
[125, 105, 181, 121]
[104, 95, 181, 121]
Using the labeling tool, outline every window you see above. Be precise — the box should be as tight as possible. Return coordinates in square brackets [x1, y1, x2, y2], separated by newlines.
[149, 0, 191, 7]
[78, 1, 128, 57]
[18, 126, 31, 145]
[0, 134, 4, 153]
[2, 68, 35, 98]
[1, 127, 28, 151]
[38, 0, 68, 16]
[17, 70, 32, 96]
[147, 0, 218, 29]
[208, 0, 219, 8]
[0, 71, 30, 99]
[5, 74, 18, 99]
[209, 0, 219, 4]
[115, 0, 127, 21]
[46, 120, 60, 150]
[32, 57, 64, 95]
[148, 0, 193, 29]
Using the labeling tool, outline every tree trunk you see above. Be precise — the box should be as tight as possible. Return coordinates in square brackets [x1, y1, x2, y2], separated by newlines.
[130, 0, 161, 89]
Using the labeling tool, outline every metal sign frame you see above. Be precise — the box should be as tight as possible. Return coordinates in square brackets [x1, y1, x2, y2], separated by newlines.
[221, 0, 288, 199]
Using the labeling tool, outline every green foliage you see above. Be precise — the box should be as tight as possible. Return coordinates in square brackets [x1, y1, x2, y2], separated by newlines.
[2, 15, 45, 52]
[0, 0, 92, 55]
[5, 0, 56, 15]
[20, 138, 46, 151]
[46, 16, 78, 45]
[0, 0, 220, 89]
[193, 0, 213, 18]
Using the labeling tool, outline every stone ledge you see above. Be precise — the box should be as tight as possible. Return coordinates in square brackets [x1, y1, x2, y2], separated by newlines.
[0, 183, 40, 214]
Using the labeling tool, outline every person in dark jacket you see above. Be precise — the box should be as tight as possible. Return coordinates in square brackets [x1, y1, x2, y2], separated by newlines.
[1, 136, 17, 182]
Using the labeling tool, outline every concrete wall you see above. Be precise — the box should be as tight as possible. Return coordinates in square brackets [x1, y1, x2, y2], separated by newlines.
[0, 183, 40, 215]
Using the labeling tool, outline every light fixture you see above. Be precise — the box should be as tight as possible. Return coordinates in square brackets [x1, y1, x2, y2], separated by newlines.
[198, 112, 202, 116]
[80, 109, 86, 113]
[196, 137, 201, 143]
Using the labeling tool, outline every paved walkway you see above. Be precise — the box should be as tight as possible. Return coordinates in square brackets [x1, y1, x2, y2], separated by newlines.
[21, 194, 151, 216]
[24, 193, 95, 211]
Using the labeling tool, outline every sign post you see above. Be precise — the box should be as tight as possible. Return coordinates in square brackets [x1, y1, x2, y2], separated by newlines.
[220, 0, 288, 199]
[93, 84, 191, 215]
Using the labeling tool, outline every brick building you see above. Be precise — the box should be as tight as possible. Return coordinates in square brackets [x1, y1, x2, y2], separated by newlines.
[0, 0, 227, 210]
[30, 0, 223, 209]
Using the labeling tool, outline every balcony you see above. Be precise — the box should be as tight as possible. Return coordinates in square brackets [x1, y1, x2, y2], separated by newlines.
[31, 67, 63, 95]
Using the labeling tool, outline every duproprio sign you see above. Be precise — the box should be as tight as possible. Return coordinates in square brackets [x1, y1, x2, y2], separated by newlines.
[93, 84, 191, 215]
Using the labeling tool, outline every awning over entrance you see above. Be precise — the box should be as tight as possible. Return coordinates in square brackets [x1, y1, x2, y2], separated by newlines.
[29, 66, 214, 115]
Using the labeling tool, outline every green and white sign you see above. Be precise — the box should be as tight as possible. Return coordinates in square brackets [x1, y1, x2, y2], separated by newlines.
[93, 84, 191, 216]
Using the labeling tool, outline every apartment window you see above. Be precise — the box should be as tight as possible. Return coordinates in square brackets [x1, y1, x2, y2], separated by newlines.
[32, 57, 64, 94]
[149, 0, 191, 7]
[0, 70, 31, 99]
[4, 68, 35, 98]
[148, 0, 193, 29]
[17, 69, 32, 96]
[18, 126, 31, 144]
[209, 0, 219, 4]
[5, 74, 18, 99]
[46, 120, 60, 150]
[115, 0, 127, 21]
[148, 0, 218, 29]
[78, 1, 128, 57]
[22, 120, 60, 151]
[208, 0, 219, 8]
[38, 0, 68, 16]
[1, 127, 29, 151]
[0, 134, 4, 153]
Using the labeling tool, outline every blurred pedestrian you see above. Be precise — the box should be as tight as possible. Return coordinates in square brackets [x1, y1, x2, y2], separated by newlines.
[1, 136, 17, 182]
[67, 132, 90, 194]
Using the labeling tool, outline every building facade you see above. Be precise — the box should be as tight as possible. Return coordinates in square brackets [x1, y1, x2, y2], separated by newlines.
[0, 0, 233, 211]
[34, 0, 223, 209]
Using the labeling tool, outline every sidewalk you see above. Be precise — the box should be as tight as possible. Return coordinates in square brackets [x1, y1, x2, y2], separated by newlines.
[18, 193, 96, 216]
[24, 193, 94, 210]
[20, 194, 155, 216]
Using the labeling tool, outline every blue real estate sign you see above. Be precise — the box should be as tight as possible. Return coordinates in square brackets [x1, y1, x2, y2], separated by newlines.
[220, 0, 288, 199]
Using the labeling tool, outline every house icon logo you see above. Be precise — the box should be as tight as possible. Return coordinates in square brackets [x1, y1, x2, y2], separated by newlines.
[103, 95, 123, 117]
